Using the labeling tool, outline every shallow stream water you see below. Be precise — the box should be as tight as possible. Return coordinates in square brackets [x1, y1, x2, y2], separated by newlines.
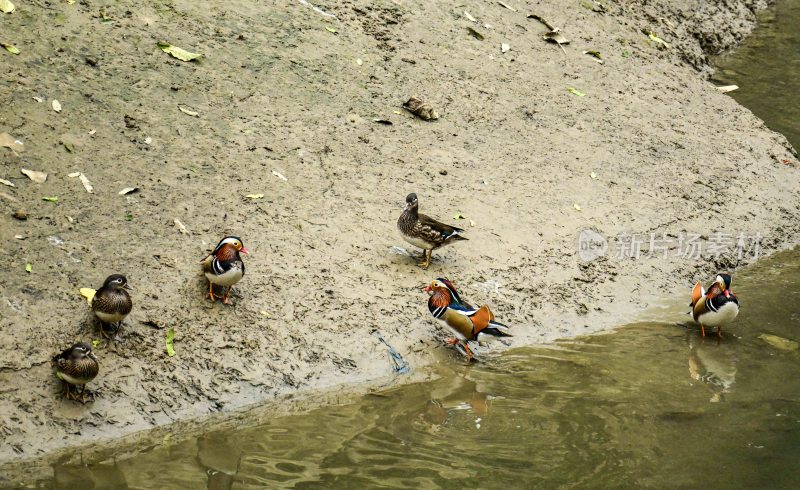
[31, 249, 799, 489]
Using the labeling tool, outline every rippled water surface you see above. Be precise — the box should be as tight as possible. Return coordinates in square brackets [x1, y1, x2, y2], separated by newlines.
[714, 0, 800, 149]
[32, 248, 799, 489]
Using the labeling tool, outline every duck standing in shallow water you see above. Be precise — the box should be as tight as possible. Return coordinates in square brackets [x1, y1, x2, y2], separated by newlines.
[424, 278, 511, 361]
[201, 236, 249, 305]
[397, 193, 468, 269]
[91, 274, 133, 339]
[53, 342, 99, 403]
[690, 273, 739, 338]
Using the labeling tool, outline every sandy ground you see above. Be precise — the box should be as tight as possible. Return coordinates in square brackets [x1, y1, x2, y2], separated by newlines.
[1, 0, 798, 477]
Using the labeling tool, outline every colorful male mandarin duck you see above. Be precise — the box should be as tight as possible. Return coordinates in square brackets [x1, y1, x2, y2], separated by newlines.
[397, 193, 468, 269]
[52, 342, 99, 403]
[201, 236, 248, 304]
[424, 278, 511, 361]
[91, 274, 133, 339]
[690, 273, 739, 338]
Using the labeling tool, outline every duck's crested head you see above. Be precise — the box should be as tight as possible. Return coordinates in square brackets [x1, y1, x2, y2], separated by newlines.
[103, 274, 131, 291]
[404, 193, 419, 211]
[215, 236, 249, 255]
[70, 342, 98, 361]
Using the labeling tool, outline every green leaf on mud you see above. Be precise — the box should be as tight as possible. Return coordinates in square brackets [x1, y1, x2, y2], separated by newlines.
[568, 87, 585, 97]
[91, 339, 101, 348]
[647, 32, 670, 49]
[325, 26, 338, 34]
[25, 263, 31, 273]
[0, 0, 15, 14]
[453, 213, 466, 220]
[2, 42, 20, 55]
[157, 42, 202, 62]
[42, 196, 58, 202]
[99, 7, 113, 23]
[583, 50, 604, 64]
[165, 327, 176, 357]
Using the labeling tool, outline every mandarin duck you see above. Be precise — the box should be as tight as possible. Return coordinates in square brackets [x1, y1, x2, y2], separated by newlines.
[424, 278, 511, 361]
[201, 236, 248, 304]
[397, 193, 468, 269]
[91, 274, 133, 339]
[689, 273, 739, 338]
[52, 342, 99, 403]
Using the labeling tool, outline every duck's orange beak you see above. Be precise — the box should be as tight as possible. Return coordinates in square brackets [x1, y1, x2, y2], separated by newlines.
[423, 284, 432, 292]
[240, 247, 249, 254]
[724, 290, 730, 299]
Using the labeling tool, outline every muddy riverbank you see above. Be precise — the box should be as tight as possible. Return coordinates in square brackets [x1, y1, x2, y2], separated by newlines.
[0, 0, 797, 473]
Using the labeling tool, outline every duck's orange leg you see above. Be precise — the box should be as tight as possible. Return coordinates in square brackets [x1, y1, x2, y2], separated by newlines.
[443, 337, 459, 345]
[701, 325, 706, 337]
[717, 327, 724, 339]
[208, 281, 216, 302]
[222, 286, 234, 305]
[463, 342, 474, 362]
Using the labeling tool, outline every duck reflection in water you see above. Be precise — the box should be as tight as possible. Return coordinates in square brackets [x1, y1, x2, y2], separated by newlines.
[687, 332, 737, 403]
[419, 371, 494, 428]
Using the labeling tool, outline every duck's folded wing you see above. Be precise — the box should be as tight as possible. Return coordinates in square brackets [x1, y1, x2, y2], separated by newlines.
[690, 282, 704, 307]
[418, 214, 467, 241]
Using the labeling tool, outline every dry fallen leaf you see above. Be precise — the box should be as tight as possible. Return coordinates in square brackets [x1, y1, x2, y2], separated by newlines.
[497, 1, 516, 12]
[467, 26, 485, 41]
[245, 193, 264, 199]
[119, 187, 139, 195]
[574, 204, 582, 211]
[157, 42, 202, 62]
[0, 178, 14, 187]
[590, 171, 598, 179]
[32, 96, 44, 103]
[759, 333, 799, 351]
[0, 0, 15, 14]
[79, 173, 94, 193]
[464, 11, 477, 22]
[0, 132, 24, 152]
[260, 310, 271, 317]
[173, 218, 189, 235]
[67, 172, 81, 178]
[178, 105, 199, 117]
[403, 96, 439, 121]
[715, 85, 739, 93]
[21, 168, 47, 183]
[501, 43, 510, 53]
[453, 213, 466, 220]
[52, 99, 62, 112]
[80, 287, 97, 304]
[272, 170, 288, 181]
[543, 29, 570, 47]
